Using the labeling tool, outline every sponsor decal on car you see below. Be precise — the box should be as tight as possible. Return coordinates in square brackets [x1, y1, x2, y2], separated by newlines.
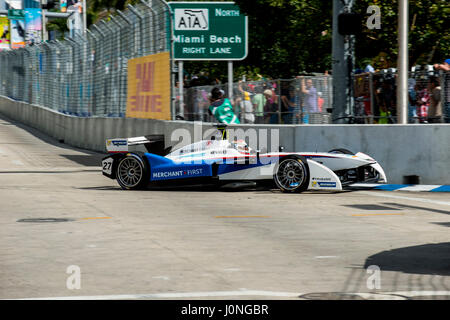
[318, 182, 337, 188]
[152, 168, 204, 179]
[111, 140, 127, 147]
[312, 177, 332, 181]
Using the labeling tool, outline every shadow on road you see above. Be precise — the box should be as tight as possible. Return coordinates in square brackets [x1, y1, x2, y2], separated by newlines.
[60, 154, 104, 167]
[383, 202, 450, 216]
[364, 242, 450, 276]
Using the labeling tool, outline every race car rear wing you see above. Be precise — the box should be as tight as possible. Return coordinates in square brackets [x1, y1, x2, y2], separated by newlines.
[106, 135, 172, 156]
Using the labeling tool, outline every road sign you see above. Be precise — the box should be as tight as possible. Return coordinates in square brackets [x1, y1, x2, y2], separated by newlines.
[168, 2, 248, 61]
[8, 9, 25, 20]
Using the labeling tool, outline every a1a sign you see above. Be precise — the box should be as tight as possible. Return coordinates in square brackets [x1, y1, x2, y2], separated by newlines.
[8, 9, 25, 20]
[169, 2, 248, 61]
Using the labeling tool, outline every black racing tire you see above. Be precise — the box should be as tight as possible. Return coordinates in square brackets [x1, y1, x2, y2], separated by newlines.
[328, 148, 354, 155]
[116, 153, 149, 190]
[273, 155, 310, 193]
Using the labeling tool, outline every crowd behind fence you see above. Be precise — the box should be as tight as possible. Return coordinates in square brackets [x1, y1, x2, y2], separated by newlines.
[0, 0, 171, 117]
[353, 68, 450, 124]
[177, 69, 449, 124]
[176, 75, 334, 124]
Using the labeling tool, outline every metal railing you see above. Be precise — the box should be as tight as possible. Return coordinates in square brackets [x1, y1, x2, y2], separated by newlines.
[0, 0, 171, 117]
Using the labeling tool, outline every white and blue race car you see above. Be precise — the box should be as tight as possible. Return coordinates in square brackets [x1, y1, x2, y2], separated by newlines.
[102, 128, 387, 193]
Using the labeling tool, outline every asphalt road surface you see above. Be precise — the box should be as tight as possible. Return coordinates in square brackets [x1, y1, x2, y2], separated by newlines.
[1, 114, 449, 300]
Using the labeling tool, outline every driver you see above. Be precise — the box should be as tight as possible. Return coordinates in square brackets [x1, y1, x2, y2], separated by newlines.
[232, 139, 250, 154]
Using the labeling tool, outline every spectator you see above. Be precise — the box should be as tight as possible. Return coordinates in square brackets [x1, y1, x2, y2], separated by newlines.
[378, 101, 392, 124]
[301, 78, 318, 113]
[252, 86, 266, 124]
[434, 58, 450, 123]
[427, 76, 442, 123]
[416, 84, 430, 123]
[281, 86, 297, 124]
[317, 92, 324, 112]
[433, 59, 450, 72]
[208, 88, 240, 124]
[238, 81, 255, 124]
[189, 75, 200, 87]
[263, 89, 279, 124]
[408, 78, 418, 123]
[174, 81, 185, 119]
[381, 79, 396, 122]
[298, 77, 318, 123]
[364, 64, 375, 73]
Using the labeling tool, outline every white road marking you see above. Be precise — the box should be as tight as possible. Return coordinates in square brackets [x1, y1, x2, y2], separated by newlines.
[315, 256, 339, 259]
[7, 290, 450, 300]
[398, 185, 441, 192]
[360, 191, 450, 206]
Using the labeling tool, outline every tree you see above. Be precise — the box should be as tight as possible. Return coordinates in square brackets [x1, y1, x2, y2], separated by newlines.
[85, 0, 450, 79]
[234, 0, 333, 78]
[353, 0, 450, 68]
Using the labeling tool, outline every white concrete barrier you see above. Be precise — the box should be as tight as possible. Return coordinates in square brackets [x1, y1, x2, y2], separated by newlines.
[1, 95, 449, 184]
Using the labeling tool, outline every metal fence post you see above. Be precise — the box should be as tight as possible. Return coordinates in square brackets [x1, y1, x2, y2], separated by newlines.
[126, 5, 144, 58]
[110, 15, 127, 117]
[92, 24, 107, 116]
[140, 0, 157, 54]
[100, 20, 117, 117]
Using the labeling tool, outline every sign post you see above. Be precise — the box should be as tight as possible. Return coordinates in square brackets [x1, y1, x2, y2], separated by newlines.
[168, 1, 247, 119]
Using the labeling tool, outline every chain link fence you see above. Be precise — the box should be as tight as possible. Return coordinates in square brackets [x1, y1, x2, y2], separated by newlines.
[1, 5, 449, 126]
[178, 75, 333, 124]
[352, 68, 449, 124]
[0, 0, 171, 117]
[441, 71, 450, 124]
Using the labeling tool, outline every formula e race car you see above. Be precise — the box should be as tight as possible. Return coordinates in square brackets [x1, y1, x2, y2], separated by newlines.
[101, 127, 387, 193]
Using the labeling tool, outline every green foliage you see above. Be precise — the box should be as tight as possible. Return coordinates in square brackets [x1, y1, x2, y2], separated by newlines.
[234, 0, 333, 78]
[85, 0, 450, 79]
[353, 0, 450, 68]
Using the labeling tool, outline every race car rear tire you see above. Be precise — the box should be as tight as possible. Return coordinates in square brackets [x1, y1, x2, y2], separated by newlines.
[273, 155, 310, 193]
[116, 153, 149, 190]
[328, 148, 354, 155]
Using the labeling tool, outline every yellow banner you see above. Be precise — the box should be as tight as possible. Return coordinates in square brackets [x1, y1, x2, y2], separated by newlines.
[0, 17, 10, 50]
[126, 52, 171, 119]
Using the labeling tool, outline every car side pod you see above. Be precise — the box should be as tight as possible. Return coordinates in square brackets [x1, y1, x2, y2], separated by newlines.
[307, 160, 343, 191]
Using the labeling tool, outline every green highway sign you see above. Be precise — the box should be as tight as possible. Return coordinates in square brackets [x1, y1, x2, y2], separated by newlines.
[7, 9, 25, 20]
[168, 2, 248, 61]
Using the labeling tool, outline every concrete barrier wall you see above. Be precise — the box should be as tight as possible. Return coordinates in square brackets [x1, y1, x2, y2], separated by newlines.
[1, 95, 449, 184]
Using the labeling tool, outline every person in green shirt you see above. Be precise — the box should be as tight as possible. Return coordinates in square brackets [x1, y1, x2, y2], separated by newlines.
[208, 88, 240, 124]
[252, 87, 266, 124]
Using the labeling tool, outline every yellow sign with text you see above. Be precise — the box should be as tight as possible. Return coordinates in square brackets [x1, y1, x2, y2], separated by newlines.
[126, 52, 171, 119]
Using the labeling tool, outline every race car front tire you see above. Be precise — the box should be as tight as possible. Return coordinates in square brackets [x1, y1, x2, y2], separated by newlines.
[116, 153, 149, 190]
[273, 155, 310, 193]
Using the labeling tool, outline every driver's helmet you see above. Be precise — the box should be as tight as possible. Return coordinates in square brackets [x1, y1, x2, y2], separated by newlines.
[232, 139, 249, 153]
